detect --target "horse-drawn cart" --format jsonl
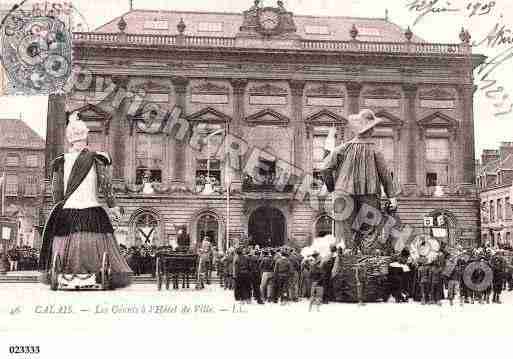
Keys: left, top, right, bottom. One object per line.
{"left": 155, "top": 250, "right": 198, "bottom": 291}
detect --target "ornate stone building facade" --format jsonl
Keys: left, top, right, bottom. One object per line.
{"left": 477, "top": 143, "right": 513, "bottom": 248}
{"left": 44, "top": 3, "right": 484, "bottom": 250}
{"left": 0, "top": 118, "right": 45, "bottom": 249}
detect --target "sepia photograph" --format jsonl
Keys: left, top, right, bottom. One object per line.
{"left": 0, "top": 0, "right": 512, "bottom": 357}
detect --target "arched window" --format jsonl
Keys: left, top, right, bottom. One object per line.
{"left": 134, "top": 212, "right": 160, "bottom": 247}
{"left": 197, "top": 213, "right": 219, "bottom": 248}
{"left": 315, "top": 215, "right": 333, "bottom": 237}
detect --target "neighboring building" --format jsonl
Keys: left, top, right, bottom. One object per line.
{"left": 0, "top": 118, "right": 46, "bottom": 249}
{"left": 44, "top": 2, "right": 484, "bottom": 250}
{"left": 477, "top": 142, "right": 513, "bottom": 248}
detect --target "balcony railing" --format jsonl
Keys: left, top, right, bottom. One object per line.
{"left": 72, "top": 32, "right": 471, "bottom": 56}
{"left": 242, "top": 183, "right": 294, "bottom": 193}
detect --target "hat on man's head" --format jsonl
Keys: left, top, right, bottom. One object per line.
{"left": 66, "top": 112, "right": 89, "bottom": 143}
{"left": 348, "top": 109, "right": 384, "bottom": 137}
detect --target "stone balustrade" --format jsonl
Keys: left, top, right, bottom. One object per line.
{"left": 72, "top": 32, "right": 471, "bottom": 56}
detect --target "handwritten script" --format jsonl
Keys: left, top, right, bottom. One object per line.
{"left": 406, "top": 0, "right": 496, "bottom": 26}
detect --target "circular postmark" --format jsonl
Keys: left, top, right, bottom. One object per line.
{"left": 0, "top": 4, "right": 72, "bottom": 95}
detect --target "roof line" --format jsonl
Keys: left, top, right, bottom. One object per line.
{"left": 93, "top": 10, "right": 132, "bottom": 32}
{"left": 112, "top": 8, "right": 391, "bottom": 21}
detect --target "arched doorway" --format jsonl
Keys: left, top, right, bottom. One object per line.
{"left": 248, "top": 207, "right": 286, "bottom": 247}
{"left": 196, "top": 213, "right": 219, "bottom": 249}
{"left": 315, "top": 215, "right": 333, "bottom": 238}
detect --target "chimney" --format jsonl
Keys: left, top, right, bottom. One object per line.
{"left": 499, "top": 141, "right": 513, "bottom": 162}
{"left": 481, "top": 149, "right": 499, "bottom": 166}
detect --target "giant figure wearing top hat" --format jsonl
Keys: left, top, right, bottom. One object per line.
{"left": 320, "top": 109, "right": 398, "bottom": 253}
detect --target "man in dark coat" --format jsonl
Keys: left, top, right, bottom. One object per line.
{"left": 320, "top": 109, "right": 398, "bottom": 253}
{"left": 248, "top": 249, "right": 264, "bottom": 304}
{"left": 233, "top": 247, "right": 251, "bottom": 303}
{"left": 273, "top": 249, "right": 292, "bottom": 304}
{"left": 321, "top": 244, "right": 337, "bottom": 304}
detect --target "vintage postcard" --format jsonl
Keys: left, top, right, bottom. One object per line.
{"left": 0, "top": 0, "right": 512, "bottom": 357}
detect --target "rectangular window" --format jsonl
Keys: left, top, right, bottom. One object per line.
{"left": 426, "top": 138, "right": 450, "bottom": 162}
{"left": 507, "top": 232, "right": 511, "bottom": 244}
{"left": 25, "top": 155, "right": 39, "bottom": 167}
{"left": 198, "top": 22, "right": 223, "bottom": 32}
{"left": 6, "top": 175, "right": 18, "bottom": 196}
{"left": 196, "top": 159, "right": 221, "bottom": 189}
{"left": 304, "top": 25, "right": 330, "bottom": 35}
{"left": 498, "top": 199, "right": 503, "bottom": 220}
{"left": 24, "top": 175, "right": 38, "bottom": 196}
{"left": 249, "top": 95, "right": 287, "bottom": 105}
{"left": 490, "top": 200, "right": 495, "bottom": 222}
{"left": 358, "top": 27, "right": 382, "bottom": 37}
{"left": 506, "top": 197, "right": 512, "bottom": 220}
{"left": 5, "top": 155, "right": 19, "bottom": 167}
{"left": 425, "top": 138, "right": 450, "bottom": 186}
{"left": 143, "top": 20, "right": 169, "bottom": 30}
{"left": 426, "top": 172, "right": 437, "bottom": 187}
{"left": 136, "top": 133, "right": 163, "bottom": 161}
{"left": 135, "top": 168, "right": 162, "bottom": 185}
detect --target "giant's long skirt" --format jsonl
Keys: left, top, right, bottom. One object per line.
{"left": 42, "top": 207, "right": 132, "bottom": 288}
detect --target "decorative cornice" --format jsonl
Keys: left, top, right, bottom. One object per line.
{"left": 363, "top": 87, "right": 402, "bottom": 99}
{"left": 191, "top": 81, "right": 229, "bottom": 95}
{"left": 249, "top": 83, "right": 288, "bottom": 96}
{"left": 419, "top": 88, "right": 455, "bottom": 100}
{"left": 306, "top": 83, "right": 344, "bottom": 97}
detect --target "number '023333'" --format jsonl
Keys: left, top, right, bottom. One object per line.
{"left": 8, "top": 345, "right": 40, "bottom": 354}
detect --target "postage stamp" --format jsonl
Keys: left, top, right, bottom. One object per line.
{"left": 1, "top": 0, "right": 513, "bottom": 358}
{"left": 0, "top": 1, "right": 75, "bottom": 95}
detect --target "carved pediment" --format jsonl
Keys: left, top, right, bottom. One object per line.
{"left": 306, "top": 84, "right": 344, "bottom": 97}
{"left": 191, "top": 82, "right": 229, "bottom": 94}
{"left": 305, "top": 109, "right": 347, "bottom": 125}
{"left": 245, "top": 108, "right": 290, "bottom": 126}
{"left": 374, "top": 110, "right": 404, "bottom": 127}
{"left": 249, "top": 83, "right": 288, "bottom": 96}
{"left": 418, "top": 112, "right": 458, "bottom": 128}
{"left": 363, "top": 87, "right": 402, "bottom": 99}
{"left": 186, "top": 107, "right": 231, "bottom": 124}
{"left": 73, "top": 104, "right": 112, "bottom": 134}
{"left": 419, "top": 88, "right": 455, "bottom": 100}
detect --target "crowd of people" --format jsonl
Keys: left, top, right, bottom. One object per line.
{"left": 192, "top": 242, "right": 513, "bottom": 309}
{"left": 121, "top": 245, "right": 159, "bottom": 277}
{"left": 0, "top": 246, "right": 40, "bottom": 272}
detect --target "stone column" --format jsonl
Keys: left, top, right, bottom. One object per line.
{"left": 228, "top": 78, "right": 248, "bottom": 192}
{"left": 170, "top": 76, "right": 189, "bottom": 187}
{"left": 111, "top": 76, "right": 129, "bottom": 180}
{"left": 403, "top": 84, "right": 418, "bottom": 189}
{"left": 458, "top": 84, "right": 476, "bottom": 185}
{"left": 345, "top": 82, "right": 362, "bottom": 141}
{"left": 290, "top": 80, "right": 306, "bottom": 169}
{"left": 46, "top": 94, "right": 67, "bottom": 178}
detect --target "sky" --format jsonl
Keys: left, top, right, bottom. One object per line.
{"left": 1, "top": 0, "right": 513, "bottom": 155}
